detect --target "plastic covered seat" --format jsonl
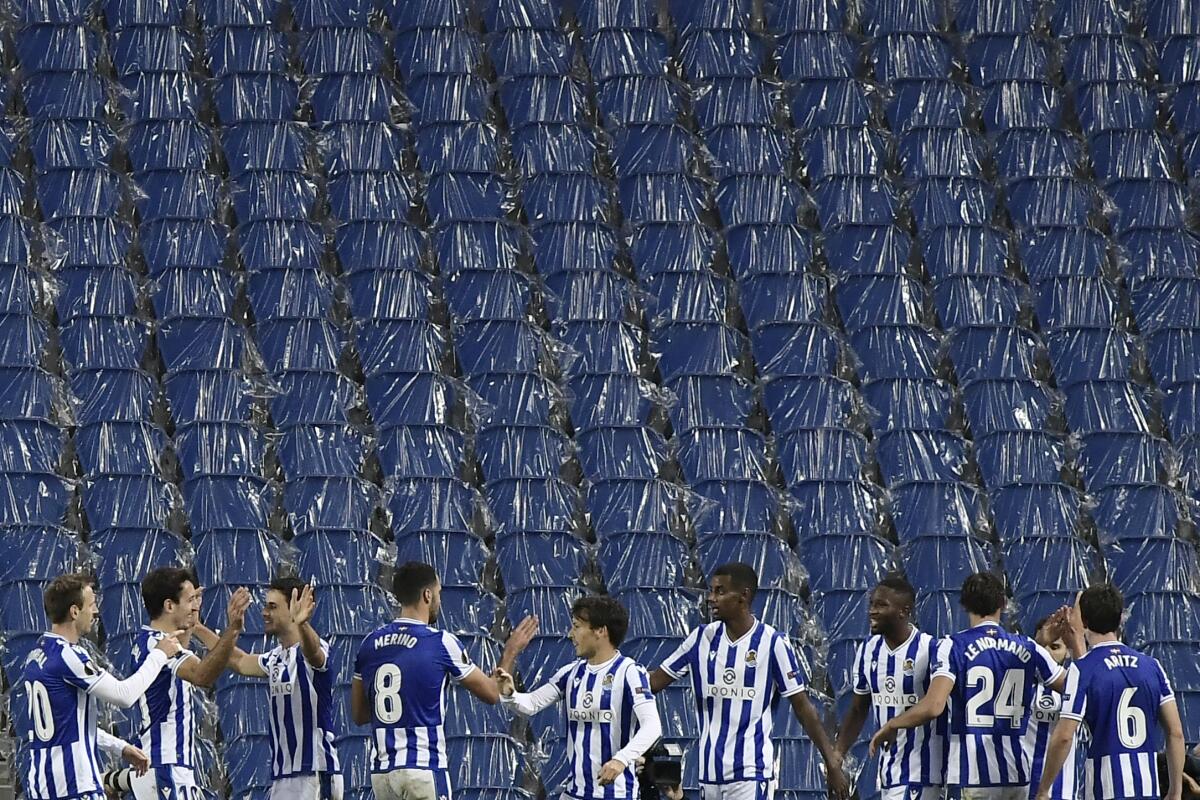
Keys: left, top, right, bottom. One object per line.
{"left": 800, "top": 532, "right": 894, "bottom": 593}
{"left": 59, "top": 315, "right": 144, "bottom": 370}
{"left": 849, "top": 325, "right": 942, "bottom": 381}
{"left": 193, "top": 529, "right": 276, "bottom": 585}
{"left": 1107, "top": 537, "right": 1200, "bottom": 595}
{"left": 588, "top": 478, "right": 689, "bottom": 537}
{"left": 82, "top": 474, "right": 173, "bottom": 529}
{"left": 934, "top": 274, "right": 1024, "bottom": 329}
{"left": 1093, "top": 483, "right": 1185, "bottom": 542}
{"left": 811, "top": 176, "right": 901, "bottom": 228}
{"left": 476, "top": 425, "right": 571, "bottom": 482}
{"left": 790, "top": 479, "right": 883, "bottom": 538}
{"left": 1146, "top": 328, "right": 1200, "bottom": 390}
{"left": 495, "top": 530, "right": 587, "bottom": 592}
{"left": 715, "top": 174, "right": 810, "bottom": 227}
{"left": 890, "top": 481, "right": 985, "bottom": 541}
{"left": 293, "top": 529, "right": 384, "bottom": 584}
{"left": 762, "top": 375, "right": 862, "bottom": 432}
{"left": 576, "top": 425, "right": 667, "bottom": 480}
{"left": 704, "top": 124, "right": 791, "bottom": 180}
{"left": 691, "top": 479, "right": 782, "bottom": 536}
{"left": 776, "top": 427, "right": 867, "bottom": 483}
{"left": 500, "top": 76, "right": 590, "bottom": 128}
{"left": 975, "top": 430, "right": 1067, "bottom": 486}
{"left": 284, "top": 475, "right": 380, "bottom": 533}
{"left": 183, "top": 474, "right": 272, "bottom": 531}
{"left": 526, "top": 172, "right": 613, "bottom": 225}
{"left": 356, "top": 319, "right": 447, "bottom": 375}
{"left": 1078, "top": 432, "right": 1172, "bottom": 489}
{"left": 1124, "top": 591, "right": 1200, "bottom": 646}
{"left": 961, "top": 378, "right": 1057, "bottom": 436}
{"left": 584, "top": 28, "right": 670, "bottom": 83}
{"left": 598, "top": 531, "right": 691, "bottom": 593}
{"left": 164, "top": 369, "right": 254, "bottom": 424}
{"left": 776, "top": 31, "right": 856, "bottom": 80}
{"left": 28, "top": 118, "right": 115, "bottom": 170}
{"left": 993, "top": 128, "right": 1083, "bottom": 181}
{"left": 876, "top": 429, "right": 969, "bottom": 485}
{"left": 676, "top": 427, "right": 768, "bottom": 483}
{"left": 693, "top": 76, "right": 781, "bottom": 129}
{"left": 75, "top": 421, "right": 165, "bottom": 476}
{"left": 697, "top": 533, "right": 804, "bottom": 593}
{"left": 948, "top": 325, "right": 1043, "bottom": 383}
{"left": 1004, "top": 534, "right": 1097, "bottom": 593}
{"left": 0, "top": 366, "right": 64, "bottom": 423}
{"left": 395, "top": 531, "right": 489, "bottom": 587}
{"left": 1164, "top": 382, "right": 1200, "bottom": 439}
{"left": 751, "top": 322, "right": 841, "bottom": 378}
{"left": 616, "top": 587, "right": 700, "bottom": 639}
{"left": 389, "top": 476, "right": 481, "bottom": 535}
{"left": 667, "top": 374, "right": 754, "bottom": 432}
{"left": 1063, "top": 380, "right": 1155, "bottom": 434}
{"left": 654, "top": 322, "right": 745, "bottom": 380}
{"left": 487, "top": 477, "right": 581, "bottom": 535}
{"left": 981, "top": 79, "right": 1065, "bottom": 131}
{"left": 789, "top": 78, "right": 872, "bottom": 128}
{"left": 989, "top": 482, "right": 1083, "bottom": 541}
{"left": 1130, "top": 278, "right": 1200, "bottom": 338}
{"left": 22, "top": 70, "right": 108, "bottom": 119}
{"left": 512, "top": 123, "right": 597, "bottom": 176}
{"left": 158, "top": 317, "right": 250, "bottom": 372}
{"left": 862, "top": 378, "right": 957, "bottom": 431}
{"left": 726, "top": 224, "right": 815, "bottom": 278}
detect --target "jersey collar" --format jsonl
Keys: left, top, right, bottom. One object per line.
{"left": 721, "top": 618, "right": 761, "bottom": 646}
{"left": 884, "top": 625, "right": 918, "bottom": 654}
{"left": 585, "top": 651, "right": 621, "bottom": 673}
{"left": 396, "top": 616, "right": 427, "bottom": 626}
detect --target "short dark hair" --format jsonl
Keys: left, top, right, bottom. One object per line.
{"left": 268, "top": 576, "right": 307, "bottom": 605}
{"left": 572, "top": 595, "right": 629, "bottom": 648}
{"left": 141, "top": 566, "right": 197, "bottom": 618}
{"left": 1032, "top": 614, "right": 1053, "bottom": 636}
{"left": 44, "top": 573, "right": 93, "bottom": 624}
{"left": 1079, "top": 583, "right": 1124, "bottom": 635}
{"left": 876, "top": 574, "right": 916, "bottom": 607}
{"left": 959, "top": 572, "right": 1006, "bottom": 617}
{"left": 393, "top": 561, "right": 439, "bottom": 606}
{"left": 713, "top": 562, "right": 759, "bottom": 600}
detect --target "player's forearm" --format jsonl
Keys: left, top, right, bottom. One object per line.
{"left": 191, "top": 627, "right": 241, "bottom": 686}
{"left": 1035, "top": 725, "right": 1075, "bottom": 797}
{"left": 794, "top": 694, "right": 841, "bottom": 765}
{"left": 91, "top": 649, "right": 169, "bottom": 708}
{"left": 887, "top": 692, "right": 944, "bottom": 731}
{"left": 613, "top": 703, "right": 662, "bottom": 766}
{"left": 834, "top": 698, "right": 869, "bottom": 756}
{"left": 1166, "top": 725, "right": 1186, "bottom": 800}
{"left": 297, "top": 622, "right": 326, "bottom": 669}
{"left": 500, "top": 683, "right": 561, "bottom": 716}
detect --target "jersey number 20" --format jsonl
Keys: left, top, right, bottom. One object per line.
{"left": 965, "top": 667, "right": 1025, "bottom": 727}
{"left": 375, "top": 664, "right": 404, "bottom": 724}
{"left": 26, "top": 681, "right": 54, "bottom": 741}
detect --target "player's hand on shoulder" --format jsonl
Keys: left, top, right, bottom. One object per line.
{"left": 227, "top": 586, "right": 252, "bottom": 630}
{"left": 492, "top": 667, "right": 516, "bottom": 697}
{"left": 597, "top": 759, "right": 626, "bottom": 785}
{"left": 154, "top": 630, "right": 187, "bottom": 658}
{"left": 121, "top": 744, "right": 150, "bottom": 775}
{"left": 291, "top": 584, "right": 316, "bottom": 626}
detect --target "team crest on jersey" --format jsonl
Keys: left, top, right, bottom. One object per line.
{"left": 902, "top": 658, "right": 915, "bottom": 675}
{"left": 722, "top": 668, "right": 737, "bottom": 685}
{"left": 745, "top": 649, "right": 757, "bottom": 664}
{"left": 603, "top": 673, "right": 614, "bottom": 688}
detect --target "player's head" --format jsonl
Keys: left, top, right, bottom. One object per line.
{"left": 44, "top": 573, "right": 97, "bottom": 636}
{"left": 1033, "top": 614, "right": 1068, "bottom": 665}
{"left": 709, "top": 562, "right": 758, "bottom": 622}
{"left": 1078, "top": 583, "right": 1124, "bottom": 636}
{"left": 569, "top": 595, "right": 628, "bottom": 659}
{"left": 142, "top": 566, "right": 201, "bottom": 628}
{"left": 869, "top": 574, "right": 916, "bottom": 636}
{"left": 393, "top": 561, "right": 441, "bottom": 623}
{"left": 264, "top": 575, "right": 307, "bottom": 635}
{"left": 959, "top": 571, "right": 1006, "bottom": 619}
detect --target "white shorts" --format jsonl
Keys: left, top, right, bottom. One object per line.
{"left": 881, "top": 786, "right": 947, "bottom": 800}
{"left": 700, "top": 780, "right": 775, "bottom": 800}
{"left": 959, "top": 788, "right": 1028, "bottom": 800}
{"left": 130, "top": 765, "right": 200, "bottom": 800}
{"left": 270, "top": 773, "right": 344, "bottom": 800}
{"left": 371, "top": 768, "right": 453, "bottom": 800}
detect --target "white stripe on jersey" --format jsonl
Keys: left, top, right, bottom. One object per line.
{"left": 553, "top": 653, "right": 653, "bottom": 800}
{"left": 661, "top": 620, "right": 806, "bottom": 783}
{"left": 260, "top": 641, "right": 340, "bottom": 780}
{"left": 133, "top": 627, "right": 196, "bottom": 768}
{"left": 1023, "top": 683, "right": 1078, "bottom": 800}
{"left": 852, "top": 628, "right": 944, "bottom": 788}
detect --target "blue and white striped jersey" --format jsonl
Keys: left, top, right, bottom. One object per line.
{"left": 548, "top": 654, "right": 656, "bottom": 799}
{"left": 21, "top": 634, "right": 107, "bottom": 799}
{"left": 130, "top": 626, "right": 198, "bottom": 768}
{"left": 1060, "top": 642, "right": 1174, "bottom": 800}
{"left": 661, "top": 619, "right": 807, "bottom": 784}
{"left": 933, "top": 622, "right": 1064, "bottom": 787}
{"left": 258, "top": 640, "right": 340, "bottom": 780}
{"left": 852, "top": 628, "right": 944, "bottom": 788}
{"left": 1023, "top": 682, "right": 1078, "bottom": 800}
{"left": 353, "top": 617, "right": 475, "bottom": 772}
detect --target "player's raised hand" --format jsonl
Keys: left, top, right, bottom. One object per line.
{"left": 597, "top": 759, "right": 626, "bottom": 786}
{"left": 154, "top": 630, "right": 187, "bottom": 658}
{"left": 291, "top": 584, "right": 316, "bottom": 627}
{"left": 492, "top": 667, "right": 516, "bottom": 697}
{"left": 825, "top": 760, "right": 851, "bottom": 799}
{"left": 503, "top": 615, "right": 539, "bottom": 658}
{"left": 226, "top": 587, "right": 252, "bottom": 631}
{"left": 121, "top": 744, "right": 150, "bottom": 775}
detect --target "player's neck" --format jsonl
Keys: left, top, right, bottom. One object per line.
{"left": 883, "top": 623, "right": 914, "bottom": 650}
{"left": 587, "top": 645, "right": 617, "bottom": 666}
{"left": 967, "top": 612, "right": 1002, "bottom": 628}
{"left": 398, "top": 605, "right": 429, "bottom": 624}
{"left": 276, "top": 625, "right": 300, "bottom": 648}
{"left": 50, "top": 623, "right": 79, "bottom": 643}
{"left": 723, "top": 613, "right": 756, "bottom": 641}
{"left": 149, "top": 617, "right": 176, "bottom": 634}
{"left": 1085, "top": 631, "right": 1120, "bottom": 648}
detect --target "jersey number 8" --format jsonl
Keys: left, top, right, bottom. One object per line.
{"left": 374, "top": 664, "right": 404, "bottom": 724}
{"left": 27, "top": 681, "right": 54, "bottom": 741}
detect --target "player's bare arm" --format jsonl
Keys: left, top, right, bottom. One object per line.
{"left": 1161, "top": 699, "right": 1186, "bottom": 800}
{"left": 648, "top": 667, "right": 676, "bottom": 693}
{"left": 350, "top": 677, "right": 370, "bottom": 726}
{"left": 870, "top": 674, "right": 952, "bottom": 756}
{"left": 176, "top": 586, "right": 251, "bottom": 687}
{"left": 834, "top": 691, "right": 871, "bottom": 759}
{"left": 1034, "top": 716, "right": 1080, "bottom": 800}
{"left": 190, "top": 621, "right": 265, "bottom": 677}
{"left": 291, "top": 585, "right": 326, "bottom": 670}
{"left": 790, "top": 691, "right": 850, "bottom": 799}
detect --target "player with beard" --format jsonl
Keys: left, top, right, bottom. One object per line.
{"left": 836, "top": 576, "right": 945, "bottom": 799}
{"left": 351, "top": 561, "right": 528, "bottom": 800}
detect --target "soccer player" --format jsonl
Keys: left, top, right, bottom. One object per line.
{"left": 191, "top": 577, "right": 341, "bottom": 800}
{"left": 494, "top": 596, "right": 664, "bottom": 798}
{"left": 1022, "top": 615, "right": 1076, "bottom": 800}
{"left": 1034, "top": 584, "right": 1185, "bottom": 800}
{"left": 21, "top": 573, "right": 183, "bottom": 800}
{"left": 129, "top": 567, "right": 251, "bottom": 800}
{"left": 352, "top": 561, "right": 524, "bottom": 800}
{"left": 835, "top": 576, "right": 944, "bottom": 800}
{"left": 649, "top": 562, "right": 851, "bottom": 800}
{"left": 869, "top": 572, "right": 1077, "bottom": 800}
